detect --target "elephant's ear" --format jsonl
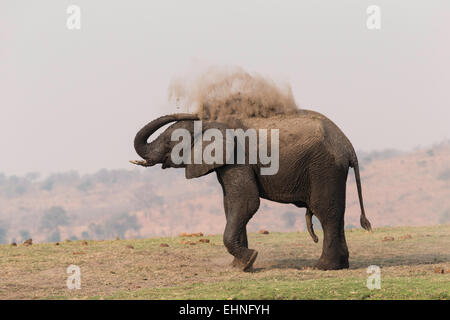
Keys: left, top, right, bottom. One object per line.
{"left": 185, "top": 122, "right": 234, "bottom": 179}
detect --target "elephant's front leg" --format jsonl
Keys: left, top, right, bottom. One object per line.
{"left": 223, "top": 195, "right": 259, "bottom": 271}
{"left": 217, "top": 166, "right": 260, "bottom": 272}
{"left": 230, "top": 229, "right": 249, "bottom": 268}
{"left": 223, "top": 191, "right": 249, "bottom": 268}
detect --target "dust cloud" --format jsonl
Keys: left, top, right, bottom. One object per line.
{"left": 168, "top": 66, "right": 299, "bottom": 120}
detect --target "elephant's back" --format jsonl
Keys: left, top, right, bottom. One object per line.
{"left": 240, "top": 109, "right": 356, "bottom": 166}
{"left": 240, "top": 110, "right": 328, "bottom": 150}
{"left": 233, "top": 110, "right": 356, "bottom": 202}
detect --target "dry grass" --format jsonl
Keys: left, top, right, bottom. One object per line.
{"left": 0, "top": 225, "right": 449, "bottom": 299}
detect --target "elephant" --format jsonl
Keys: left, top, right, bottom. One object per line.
{"left": 131, "top": 109, "right": 372, "bottom": 271}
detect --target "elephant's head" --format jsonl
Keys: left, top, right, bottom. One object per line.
{"left": 131, "top": 113, "right": 232, "bottom": 179}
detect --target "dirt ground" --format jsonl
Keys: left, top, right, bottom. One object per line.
{"left": 0, "top": 225, "right": 449, "bottom": 299}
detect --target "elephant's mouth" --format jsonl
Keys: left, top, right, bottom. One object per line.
{"left": 161, "top": 154, "right": 170, "bottom": 169}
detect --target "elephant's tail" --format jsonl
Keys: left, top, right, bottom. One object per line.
{"left": 350, "top": 157, "right": 372, "bottom": 231}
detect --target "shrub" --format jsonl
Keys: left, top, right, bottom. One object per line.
{"left": 0, "top": 224, "right": 8, "bottom": 244}
{"left": 439, "top": 210, "right": 450, "bottom": 224}
{"left": 438, "top": 169, "right": 450, "bottom": 181}
{"left": 19, "top": 230, "right": 31, "bottom": 242}
{"left": 46, "top": 230, "right": 60, "bottom": 242}
{"left": 282, "top": 211, "right": 297, "bottom": 228}
{"left": 40, "top": 207, "right": 69, "bottom": 232}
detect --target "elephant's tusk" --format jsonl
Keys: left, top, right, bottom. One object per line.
{"left": 129, "top": 160, "right": 150, "bottom": 167}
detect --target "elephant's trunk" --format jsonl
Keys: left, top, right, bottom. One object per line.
{"left": 134, "top": 113, "right": 199, "bottom": 159}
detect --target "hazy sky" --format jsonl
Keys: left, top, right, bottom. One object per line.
{"left": 1, "top": 1, "right": 449, "bottom": 176}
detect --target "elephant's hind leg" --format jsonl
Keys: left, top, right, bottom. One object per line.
{"left": 310, "top": 170, "right": 349, "bottom": 270}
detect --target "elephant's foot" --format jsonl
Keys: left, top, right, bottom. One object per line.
{"left": 230, "top": 249, "right": 258, "bottom": 272}
{"left": 314, "top": 255, "right": 349, "bottom": 270}
{"left": 230, "top": 257, "right": 240, "bottom": 268}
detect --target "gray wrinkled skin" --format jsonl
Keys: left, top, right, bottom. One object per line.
{"left": 132, "top": 110, "right": 372, "bottom": 271}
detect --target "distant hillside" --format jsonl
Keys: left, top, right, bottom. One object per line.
{"left": 1, "top": 141, "right": 449, "bottom": 243}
